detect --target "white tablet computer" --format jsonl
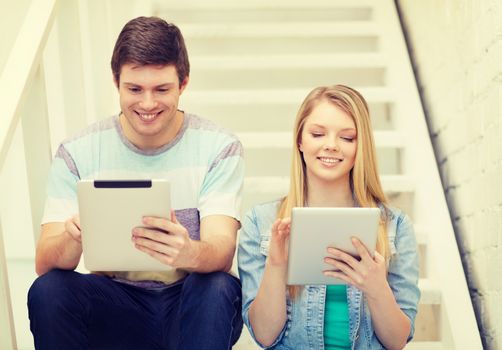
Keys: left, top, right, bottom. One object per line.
{"left": 287, "top": 207, "right": 380, "bottom": 285}
{"left": 77, "top": 179, "right": 172, "bottom": 271}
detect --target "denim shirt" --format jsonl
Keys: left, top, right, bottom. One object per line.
{"left": 237, "top": 200, "right": 420, "bottom": 350}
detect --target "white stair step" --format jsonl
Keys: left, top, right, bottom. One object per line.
{"left": 154, "top": 0, "right": 375, "bottom": 10}
{"left": 419, "top": 279, "right": 441, "bottom": 305}
{"left": 180, "top": 22, "right": 379, "bottom": 38}
{"left": 380, "top": 175, "right": 415, "bottom": 193}
{"left": 415, "top": 232, "right": 427, "bottom": 246}
{"left": 183, "top": 87, "right": 394, "bottom": 105}
{"left": 237, "top": 131, "right": 404, "bottom": 149}
{"left": 244, "top": 175, "right": 414, "bottom": 196}
{"left": 414, "top": 226, "right": 428, "bottom": 246}
{"left": 405, "top": 341, "right": 444, "bottom": 350}
{"left": 191, "top": 53, "right": 386, "bottom": 70}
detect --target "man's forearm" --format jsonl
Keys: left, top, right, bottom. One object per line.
{"left": 189, "top": 238, "right": 235, "bottom": 273}
{"left": 36, "top": 231, "right": 82, "bottom": 275}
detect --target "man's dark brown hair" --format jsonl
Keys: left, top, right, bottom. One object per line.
{"left": 111, "top": 16, "right": 190, "bottom": 86}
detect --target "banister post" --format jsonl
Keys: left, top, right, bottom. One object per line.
{"left": 0, "top": 218, "right": 17, "bottom": 350}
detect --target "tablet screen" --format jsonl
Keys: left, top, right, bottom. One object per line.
{"left": 287, "top": 207, "right": 380, "bottom": 285}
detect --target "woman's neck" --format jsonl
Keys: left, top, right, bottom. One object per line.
{"left": 306, "top": 176, "right": 354, "bottom": 207}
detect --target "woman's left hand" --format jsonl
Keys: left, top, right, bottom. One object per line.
{"left": 324, "top": 237, "right": 388, "bottom": 299}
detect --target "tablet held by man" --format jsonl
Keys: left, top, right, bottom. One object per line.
{"left": 77, "top": 179, "right": 172, "bottom": 271}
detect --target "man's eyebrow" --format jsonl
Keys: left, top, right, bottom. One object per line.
{"left": 155, "top": 83, "right": 176, "bottom": 88}
{"left": 122, "top": 82, "right": 176, "bottom": 88}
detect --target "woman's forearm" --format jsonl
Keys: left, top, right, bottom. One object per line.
{"left": 366, "top": 284, "right": 411, "bottom": 350}
{"left": 249, "top": 261, "right": 288, "bottom": 347}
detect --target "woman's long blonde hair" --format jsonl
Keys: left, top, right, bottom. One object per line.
{"left": 278, "top": 85, "right": 390, "bottom": 297}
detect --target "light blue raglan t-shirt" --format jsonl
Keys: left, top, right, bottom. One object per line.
{"left": 42, "top": 112, "right": 244, "bottom": 284}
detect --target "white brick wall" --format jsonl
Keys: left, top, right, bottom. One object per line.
{"left": 398, "top": 0, "right": 502, "bottom": 348}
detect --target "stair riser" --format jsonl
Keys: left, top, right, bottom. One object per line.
{"left": 189, "top": 68, "right": 385, "bottom": 90}
{"left": 414, "top": 304, "right": 441, "bottom": 342}
{"left": 184, "top": 37, "right": 378, "bottom": 56}
{"left": 243, "top": 148, "right": 402, "bottom": 177}
{"left": 179, "top": 103, "right": 394, "bottom": 132}
{"left": 158, "top": 8, "right": 372, "bottom": 23}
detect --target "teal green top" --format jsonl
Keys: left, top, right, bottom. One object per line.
{"left": 324, "top": 285, "right": 351, "bottom": 349}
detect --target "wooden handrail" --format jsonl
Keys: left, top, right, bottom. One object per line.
{"left": 0, "top": 0, "right": 58, "bottom": 172}
{"left": 0, "top": 0, "right": 59, "bottom": 348}
{"left": 0, "top": 220, "right": 16, "bottom": 350}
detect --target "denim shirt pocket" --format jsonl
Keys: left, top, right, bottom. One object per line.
{"left": 387, "top": 222, "right": 398, "bottom": 256}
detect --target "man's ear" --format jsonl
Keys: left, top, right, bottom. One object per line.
{"left": 113, "top": 74, "right": 119, "bottom": 89}
{"left": 179, "top": 76, "right": 189, "bottom": 94}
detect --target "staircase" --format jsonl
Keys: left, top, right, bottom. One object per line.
{"left": 0, "top": 0, "right": 482, "bottom": 349}
{"left": 154, "top": 0, "right": 482, "bottom": 349}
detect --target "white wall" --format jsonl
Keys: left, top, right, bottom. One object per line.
{"left": 398, "top": 1, "right": 502, "bottom": 349}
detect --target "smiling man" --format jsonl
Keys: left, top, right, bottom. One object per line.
{"left": 27, "top": 17, "right": 244, "bottom": 350}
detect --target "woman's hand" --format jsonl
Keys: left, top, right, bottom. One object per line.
{"left": 266, "top": 217, "right": 291, "bottom": 267}
{"left": 249, "top": 217, "right": 291, "bottom": 346}
{"left": 323, "top": 237, "right": 389, "bottom": 300}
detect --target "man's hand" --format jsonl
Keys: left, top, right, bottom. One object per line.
{"left": 36, "top": 215, "right": 83, "bottom": 275}
{"left": 132, "top": 210, "right": 199, "bottom": 269}
{"left": 65, "top": 215, "right": 82, "bottom": 243}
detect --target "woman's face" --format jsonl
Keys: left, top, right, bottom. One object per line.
{"left": 299, "top": 100, "right": 357, "bottom": 187}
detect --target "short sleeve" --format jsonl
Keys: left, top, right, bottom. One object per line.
{"left": 41, "top": 144, "right": 80, "bottom": 224}
{"left": 198, "top": 139, "right": 244, "bottom": 220}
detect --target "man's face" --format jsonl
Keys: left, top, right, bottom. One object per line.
{"left": 117, "top": 63, "right": 188, "bottom": 150}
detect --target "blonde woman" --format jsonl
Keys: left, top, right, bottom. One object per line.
{"left": 238, "top": 85, "right": 420, "bottom": 350}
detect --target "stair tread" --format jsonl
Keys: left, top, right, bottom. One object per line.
{"left": 183, "top": 87, "right": 394, "bottom": 105}
{"left": 180, "top": 21, "right": 379, "bottom": 38}
{"left": 191, "top": 53, "right": 387, "bottom": 70}
{"left": 236, "top": 130, "right": 404, "bottom": 149}
{"left": 405, "top": 341, "right": 444, "bottom": 350}
{"left": 155, "top": 0, "right": 375, "bottom": 10}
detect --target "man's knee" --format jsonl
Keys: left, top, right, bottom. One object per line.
{"left": 184, "top": 272, "right": 241, "bottom": 301}
{"left": 28, "top": 269, "right": 82, "bottom": 312}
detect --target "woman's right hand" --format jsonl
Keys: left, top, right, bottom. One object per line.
{"left": 266, "top": 217, "right": 291, "bottom": 267}
{"left": 249, "top": 217, "right": 292, "bottom": 346}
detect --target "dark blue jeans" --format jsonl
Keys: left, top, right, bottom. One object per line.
{"left": 28, "top": 269, "right": 243, "bottom": 350}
